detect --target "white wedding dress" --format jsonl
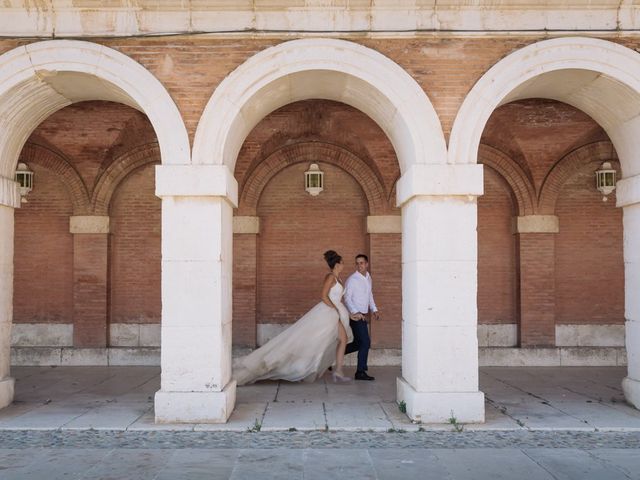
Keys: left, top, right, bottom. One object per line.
{"left": 233, "top": 280, "right": 353, "bottom": 386}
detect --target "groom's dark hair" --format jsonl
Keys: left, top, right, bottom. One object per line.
{"left": 355, "top": 254, "right": 369, "bottom": 263}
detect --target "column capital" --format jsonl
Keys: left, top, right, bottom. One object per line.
{"left": 155, "top": 164, "right": 238, "bottom": 207}
{"left": 396, "top": 164, "right": 484, "bottom": 207}
{"left": 69, "top": 215, "right": 110, "bottom": 234}
{"left": 0, "top": 176, "right": 20, "bottom": 208}
{"left": 617, "top": 174, "right": 640, "bottom": 208}
{"left": 513, "top": 215, "right": 559, "bottom": 234}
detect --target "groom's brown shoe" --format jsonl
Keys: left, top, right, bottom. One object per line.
{"left": 355, "top": 371, "right": 375, "bottom": 381}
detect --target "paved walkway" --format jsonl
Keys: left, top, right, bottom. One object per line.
{"left": 1, "top": 367, "right": 640, "bottom": 479}
{"left": 1, "top": 366, "right": 639, "bottom": 432}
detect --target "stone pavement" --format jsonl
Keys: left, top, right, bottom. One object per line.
{"left": 1, "top": 366, "right": 640, "bottom": 432}
{"left": 1, "top": 366, "right": 640, "bottom": 479}
{"left": 0, "top": 432, "right": 639, "bottom": 479}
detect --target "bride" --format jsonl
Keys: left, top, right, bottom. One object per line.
{"left": 233, "top": 250, "right": 353, "bottom": 385}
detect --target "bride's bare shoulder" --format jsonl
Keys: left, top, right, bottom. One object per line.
{"left": 323, "top": 272, "right": 336, "bottom": 283}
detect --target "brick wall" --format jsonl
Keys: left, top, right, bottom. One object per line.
{"left": 13, "top": 101, "right": 161, "bottom": 348}
{"left": 233, "top": 233, "right": 257, "bottom": 346}
{"left": 233, "top": 100, "right": 401, "bottom": 347}
{"left": 256, "top": 162, "right": 368, "bottom": 325}
{"left": 109, "top": 163, "right": 161, "bottom": 325}
{"left": 555, "top": 166, "right": 624, "bottom": 325}
{"left": 6, "top": 38, "right": 627, "bottom": 350}
{"left": 477, "top": 167, "right": 517, "bottom": 326}
{"left": 13, "top": 165, "right": 74, "bottom": 324}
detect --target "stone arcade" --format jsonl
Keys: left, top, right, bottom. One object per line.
{"left": 0, "top": 2, "right": 638, "bottom": 424}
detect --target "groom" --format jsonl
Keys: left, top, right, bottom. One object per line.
{"left": 343, "top": 254, "right": 379, "bottom": 381}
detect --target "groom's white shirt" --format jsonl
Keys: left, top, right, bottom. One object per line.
{"left": 344, "top": 271, "right": 378, "bottom": 315}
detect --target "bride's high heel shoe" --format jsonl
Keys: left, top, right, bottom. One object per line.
{"left": 332, "top": 372, "right": 352, "bottom": 383}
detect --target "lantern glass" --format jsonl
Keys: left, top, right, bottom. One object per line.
{"left": 304, "top": 163, "right": 324, "bottom": 196}
{"left": 15, "top": 162, "right": 34, "bottom": 200}
{"left": 595, "top": 161, "right": 616, "bottom": 200}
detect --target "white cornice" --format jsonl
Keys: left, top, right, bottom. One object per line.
{"left": 0, "top": 1, "right": 639, "bottom": 38}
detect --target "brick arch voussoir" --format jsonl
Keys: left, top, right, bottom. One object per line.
{"left": 19, "top": 143, "right": 91, "bottom": 214}
{"left": 538, "top": 141, "right": 618, "bottom": 214}
{"left": 478, "top": 144, "right": 536, "bottom": 216}
{"left": 92, "top": 143, "right": 161, "bottom": 215}
{"left": 239, "top": 143, "right": 388, "bottom": 216}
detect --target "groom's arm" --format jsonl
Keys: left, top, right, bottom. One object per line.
{"left": 368, "top": 276, "right": 379, "bottom": 320}
{"left": 343, "top": 276, "right": 359, "bottom": 316}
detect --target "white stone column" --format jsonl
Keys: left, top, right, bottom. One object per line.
{"left": 618, "top": 174, "right": 640, "bottom": 409}
{"left": 0, "top": 176, "right": 20, "bottom": 409}
{"left": 154, "top": 165, "right": 238, "bottom": 423}
{"left": 395, "top": 164, "right": 485, "bottom": 423}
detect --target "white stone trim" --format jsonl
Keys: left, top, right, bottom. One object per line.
{"left": 480, "top": 347, "right": 627, "bottom": 367}
{"left": 256, "top": 324, "right": 287, "bottom": 346}
{"left": 1, "top": 3, "right": 638, "bottom": 37}
{"left": 477, "top": 324, "right": 517, "bottom": 347}
{"left": 155, "top": 165, "right": 238, "bottom": 206}
{"left": 367, "top": 215, "right": 401, "bottom": 234}
{"left": 396, "top": 164, "right": 484, "bottom": 206}
{"left": 397, "top": 377, "right": 485, "bottom": 423}
{"left": 192, "top": 38, "right": 447, "bottom": 176}
{"left": 9, "top": 346, "right": 628, "bottom": 367}
{"left": 617, "top": 174, "right": 640, "bottom": 208}
{"left": 110, "top": 323, "right": 160, "bottom": 347}
{"left": 0, "top": 176, "right": 20, "bottom": 208}
{"left": 0, "top": 377, "right": 14, "bottom": 409}
{"left": 11, "top": 323, "right": 73, "bottom": 347}
{"left": 264, "top": 323, "right": 521, "bottom": 349}
{"left": 556, "top": 324, "right": 625, "bottom": 347}
{"left": 449, "top": 37, "right": 640, "bottom": 180}
{"left": 0, "top": 40, "right": 189, "bottom": 181}
{"left": 233, "top": 216, "right": 260, "bottom": 234}
{"left": 10, "top": 347, "right": 160, "bottom": 366}
{"left": 623, "top": 377, "right": 640, "bottom": 410}
{"left": 513, "top": 215, "right": 560, "bottom": 234}
{"left": 69, "top": 215, "right": 110, "bottom": 234}
{"left": 155, "top": 382, "right": 236, "bottom": 424}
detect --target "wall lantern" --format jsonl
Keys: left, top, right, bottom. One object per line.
{"left": 15, "top": 162, "right": 34, "bottom": 203}
{"left": 304, "top": 163, "right": 324, "bottom": 196}
{"left": 595, "top": 161, "right": 616, "bottom": 202}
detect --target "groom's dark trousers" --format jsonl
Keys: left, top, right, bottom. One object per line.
{"left": 345, "top": 316, "right": 370, "bottom": 372}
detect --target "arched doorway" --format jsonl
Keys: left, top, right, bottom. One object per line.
{"left": 157, "top": 38, "right": 484, "bottom": 423}
{"left": 450, "top": 36, "right": 640, "bottom": 410}
{"left": 0, "top": 40, "right": 188, "bottom": 409}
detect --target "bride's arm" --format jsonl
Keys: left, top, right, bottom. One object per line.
{"left": 321, "top": 274, "right": 338, "bottom": 310}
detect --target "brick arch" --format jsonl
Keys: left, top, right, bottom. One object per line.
{"left": 538, "top": 141, "right": 618, "bottom": 214}
{"left": 92, "top": 143, "right": 160, "bottom": 215}
{"left": 239, "top": 142, "right": 388, "bottom": 215}
{"left": 19, "top": 143, "right": 91, "bottom": 214}
{"left": 478, "top": 144, "right": 536, "bottom": 216}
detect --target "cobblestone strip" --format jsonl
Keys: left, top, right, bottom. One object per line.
{"left": 0, "top": 430, "right": 638, "bottom": 450}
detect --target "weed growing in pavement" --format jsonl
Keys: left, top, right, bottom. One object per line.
{"left": 448, "top": 411, "right": 464, "bottom": 432}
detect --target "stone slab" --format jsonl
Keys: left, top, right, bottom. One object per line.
{"left": 523, "top": 448, "right": 630, "bottom": 480}
{"left": 435, "top": 448, "right": 557, "bottom": 479}
{"left": 324, "top": 402, "right": 392, "bottom": 431}
{"left": 194, "top": 402, "right": 267, "bottom": 432}
{"left": 61, "top": 403, "right": 151, "bottom": 430}
{"left": 261, "top": 401, "right": 326, "bottom": 431}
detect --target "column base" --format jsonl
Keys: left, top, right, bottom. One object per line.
{"left": 0, "top": 377, "right": 15, "bottom": 409}
{"left": 623, "top": 377, "right": 640, "bottom": 410}
{"left": 397, "top": 376, "right": 485, "bottom": 423}
{"left": 154, "top": 380, "right": 236, "bottom": 424}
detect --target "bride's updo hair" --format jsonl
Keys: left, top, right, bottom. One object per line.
{"left": 323, "top": 250, "right": 342, "bottom": 270}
